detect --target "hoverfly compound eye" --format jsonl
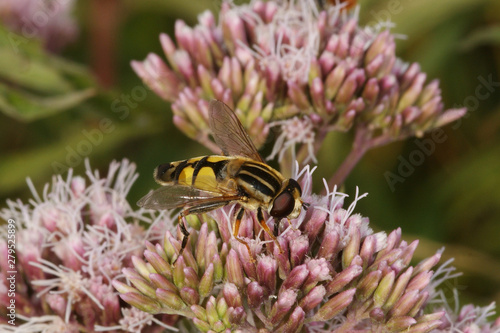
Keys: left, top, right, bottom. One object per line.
{"left": 270, "top": 192, "right": 295, "bottom": 218}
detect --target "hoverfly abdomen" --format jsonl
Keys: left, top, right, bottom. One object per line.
{"left": 155, "top": 156, "right": 232, "bottom": 192}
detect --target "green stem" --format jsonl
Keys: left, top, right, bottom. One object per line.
{"left": 279, "top": 146, "right": 295, "bottom": 178}
{"left": 325, "top": 127, "right": 371, "bottom": 191}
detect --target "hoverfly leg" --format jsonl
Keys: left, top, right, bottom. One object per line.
{"left": 273, "top": 218, "right": 280, "bottom": 236}
{"left": 173, "top": 213, "right": 190, "bottom": 265}
{"left": 232, "top": 207, "right": 255, "bottom": 263}
{"left": 287, "top": 218, "right": 298, "bottom": 231}
{"left": 257, "top": 208, "right": 284, "bottom": 254}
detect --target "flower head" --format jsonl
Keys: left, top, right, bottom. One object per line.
{"left": 0, "top": 2, "right": 491, "bottom": 332}
{"left": 113, "top": 164, "right": 498, "bottom": 332}
{"left": 1, "top": 159, "right": 498, "bottom": 332}
{"left": 0, "top": 0, "right": 78, "bottom": 51}
{"left": 0, "top": 159, "right": 177, "bottom": 331}
{"left": 132, "top": 0, "right": 465, "bottom": 184}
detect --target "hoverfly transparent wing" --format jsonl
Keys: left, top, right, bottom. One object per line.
{"left": 137, "top": 184, "right": 224, "bottom": 210}
{"left": 209, "top": 100, "right": 264, "bottom": 163}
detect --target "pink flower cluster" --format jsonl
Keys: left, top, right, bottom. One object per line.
{"left": 132, "top": 0, "right": 465, "bottom": 183}
{"left": 0, "top": 160, "right": 177, "bottom": 332}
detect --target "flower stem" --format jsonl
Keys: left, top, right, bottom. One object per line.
{"left": 326, "top": 127, "right": 370, "bottom": 191}
{"left": 279, "top": 146, "right": 296, "bottom": 178}
{"left": 89, "top": 0, "right": 121, "bottom": 87}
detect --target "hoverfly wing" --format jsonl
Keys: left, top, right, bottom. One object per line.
{"left": 137, "top": 184, "right": 223, "bottom": 210}
{"left": 209, "top": 100, "right": 264, "bottom": 163}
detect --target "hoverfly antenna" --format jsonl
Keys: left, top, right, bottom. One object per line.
{"left": 302, "top": 202, "right": 311, "bottom": 211}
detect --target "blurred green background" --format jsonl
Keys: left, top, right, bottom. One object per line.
{"left": 1, "top": 0, "right": 499, "bottom": 310}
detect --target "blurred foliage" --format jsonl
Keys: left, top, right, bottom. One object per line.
{"left": 0, "top": 0, "right": 499, "bottom": 310}
{"left": 0, "top": 26, "right": 95, "bottom": 120}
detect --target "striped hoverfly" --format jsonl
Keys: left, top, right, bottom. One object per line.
{"left": 138, "top": 100, "right": 309, "bottom": 260}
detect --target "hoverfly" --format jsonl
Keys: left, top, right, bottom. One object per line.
{"left": 138, "top": 100, "right": 308, "bottom": 261}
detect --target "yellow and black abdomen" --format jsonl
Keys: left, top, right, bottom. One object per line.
{"left": 154, "top": 155, "right": 231, "bottom": 192}
{"left": 235, "top": 161, "right": 284, "bottom": 204}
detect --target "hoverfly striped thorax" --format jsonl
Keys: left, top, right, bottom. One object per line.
{"left": 138, "top": 100, "right": 308, "bottom": 260}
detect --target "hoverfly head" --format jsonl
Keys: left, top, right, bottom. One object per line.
{"left": 269, "top": 178, "right": 303, "bottom": 219}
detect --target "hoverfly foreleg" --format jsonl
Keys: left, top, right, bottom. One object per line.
{"left": 232, "top": 207, "right": 255, "bottom": 263}
{"left": 286, "top": 218, "right": 298, "bottom": 231}
{"left": 274, "top": 218, "right": 280, "bottom": 236}
{"left": 273, "top": 218, "right": 297, "bottom": 235}
{"left": 257, "top": 208, "right": 284, "bottom": 254}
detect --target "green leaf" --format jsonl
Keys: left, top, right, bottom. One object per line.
{"left": 460, "top": 25, "right": 500, "bottom": 51}
{"left": 0, "top": 25, "right": 96, "bottom": 121}
{"left": 0, "top": 88, "right": 96, "bottom": 121}
{"left": 0, "top": 83, "right": 95, "bottom": 121}
{"left": 0, "top": 121, "right": 161, "bottom": 196}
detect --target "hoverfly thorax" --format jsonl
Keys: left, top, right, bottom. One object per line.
{"left": 269, "top": 178, "right": 303, "bottom": 219}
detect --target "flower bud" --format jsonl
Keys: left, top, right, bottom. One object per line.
{"left": 317, "top": 228, "right": 340, "bottom": 261}
{"left": 386, "top": 316, "right": 417, "bottom": 331}
{"left": 270, "top": 289, "right": 297, "bottom": 325}
{"left": 123, "top": 268, "right": 155, "bottom": 299}
{"left": 299, "top": 285, "right": 326, "bottom": 312}
{"left": 144, "top": 250, "right": 171, "bottom": 278}
{"left": 173, "top": 256, "right": 186, "bottom": 288}
{"left": 183, "top": 266, "right": 200, "bottom": 290}
{"left": 247, "top": 281, "right": 265, "bottom": 308}
{"left": 257, "top": 256, "right": 278, "bottom": 293}
{"left": 226, "top": 249, "right": 245, "bottom": 290}
{"left": 223, "top": 283, "right": 243, "bottom": 309}
{"left": 156, "top": 288, "right": 186, "bottom": 311}
{"left": 384, "top": 266, "right": 413, "bottom": 310}
{"left": 191, "top": 304, "right": 208, "bottom": 321}
{"left": 180, "top": 287, "right": 200, "bottom": 306}
{"left": 342, "top": 227, "right": 361, "bottom": 269}
{"left": 281, "top": 265, "right": 309, "bottom": 292}
{"left": 119, "top": 292, "right": 162, "bottom": 314}
{"left": 326, "top": 264, "right": 362, "bottom": 296}
{"left": 276, "top": 306, "right": 305, "bottom": 333}
{"left": 389, "top": 289, "right": 420, "bottom": 318}
{"left": 373, "top": 270, "right": 395, "bottom": 307}
{"left": 290, "top": 235, "right": 309, "bottom": 268}
{"left": 199, "top": 263, "right": 215, "bottom": 298}
{"left": 313, "top": 288, "right": 356, "bottom": 321}
{"left": 357, "top": 270, "right": 382, "bottom": 301}
{"left": 206, "top": 296, "right": 220, "bottom": 327}
{"left": 149, "top": 273, "right": 177, "bottom": 293}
